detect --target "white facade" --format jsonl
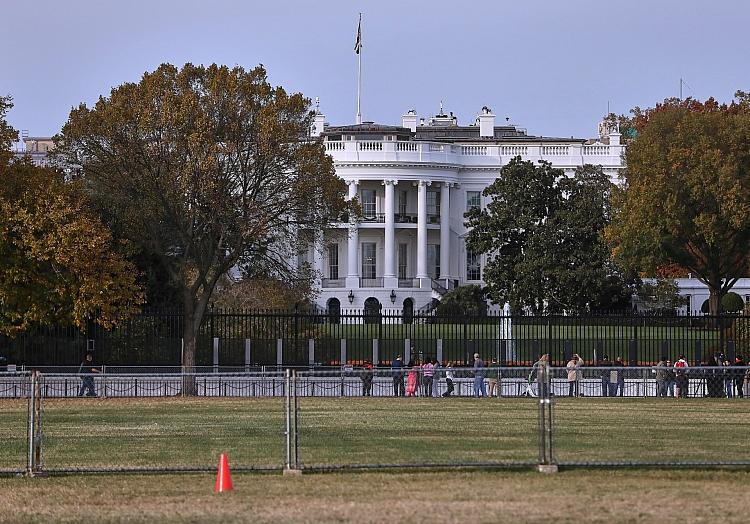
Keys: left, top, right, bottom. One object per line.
{"left": 307, "top": 106, "right": 626, "bottom": 312}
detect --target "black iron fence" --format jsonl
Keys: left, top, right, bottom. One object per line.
{"left": 2, "top": 308, "right": 750, "bottom": 368}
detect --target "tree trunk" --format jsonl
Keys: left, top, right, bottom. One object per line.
{"left": 708, "top": 288, "right": 721, "bottom": 317}
{"left": 181, "top": 303, "right": 200, "bottom": 396}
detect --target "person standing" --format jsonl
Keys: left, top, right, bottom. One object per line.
{"left": 723, "top": 359, "right": 734, "bottom": 398}
{"left": 487, "top": 358, "right": 500, "bottom": 398}
{"left": 422, "top": 360, "right": 434, "bottom": 397}
{"left": 442, "top": 362, "right": 455, "bottom": 397}
{"left": 473, "top": 353, "right": 487, "bottom": 398}
{"left": 360, "top": 360, "right": 373, "bottom": 396}
{"left": 566, "top": 354, "right": 582, "bottom": 397}
{"left": 733, "top": 355, "right": 745, "bottom": 398}
{"left": 612, "top": 356, "right": 626, "bottom": 397}
{"left": 78, "top": 353, "right": 100, "bottom": 397}
{"left": 665, "top": 360, "right": 676, "bottom": 397}
{"left": 406, "top": 360, "right": 419, "bottom": 397}
{"left": 654, "top": 357, "right": 668, "bottom": 397}
{"left": 674, "top": 355, "right": 689, "bottom": 398}
{"left": 392, "top": 355, "right": 405, "bottom": 397}
{"left": 431, "top": 359, "right": 441, "bottom": 397}
{"left": 599, "top": 355, "right": 612, "bottom": 397}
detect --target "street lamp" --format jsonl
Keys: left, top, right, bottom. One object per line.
{"left": 348, "top": 290, "right": 354, "bottom": 304}
{"left": 390, "top": 290, "right": 397, "bottom": 304}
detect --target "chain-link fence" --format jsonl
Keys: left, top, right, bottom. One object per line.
{"left": 0, "top": 372, "right": 31, "bottom": 475}
{"left": 3, "top": 367, "right": 749, "bottom": 476}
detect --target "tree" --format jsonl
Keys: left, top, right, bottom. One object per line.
{"left": 54, "top": 63, "right": 350, "bottom": 392}
{"left": 606, "top": 93, "right": 750, "bottom": 316}
{"left": 637, "top": 279, "right": 687, "bottom": 314}
{"left": 465, "top": 159, "right": 625, "bottom": 314}
{"left": 0, "top": 99, "right": 142, "bottom": 336}
{"left": 435, "top": 285, "right": 487, "bottom": 317}
{"left": 0, "top": 96, "right": 17, "bottom": 166}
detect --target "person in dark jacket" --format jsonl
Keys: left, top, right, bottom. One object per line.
{"left": 599, "top": 355, "right": 612, "bottom": 397}
{"left": 391, "top": 355, "right": 405, "bottom": 397}
{"left": 734, "top": 356, "right": 746, "bottom": 398}
{"left": 78, "top": 353, "right": 100, "bottom": 397}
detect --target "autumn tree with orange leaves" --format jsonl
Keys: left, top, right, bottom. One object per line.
{"left": 54, "top": 64, "right": 351, "bottom": 393}
{"left": 0, "top": 96, "right": 143, "bottom": 336}
{"left": 606, "top": 92, "right": 750, "bottom": 316}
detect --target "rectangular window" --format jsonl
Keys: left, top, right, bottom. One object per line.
{"left": 398, "top": 243, "right": 408, "bottom": 279}
{"left": 466, "top": 249, "right": 481, "bottom": 281}
{"left": 427, "top": 245, "right": 441, "bottom": 279}
{"left": 466, "top": 191, "right": 481, "bottom": 212}
{"left": 399, "top": 190, "right": 408, "bottom": 215}
{"left": 327, "top": 244, "right": 339, "bottom": 280}
{"left": 361, "top": 189, "right": 376, "bottom": 217}
{"left": 362, "top": 242, "right": 377, "bottom": 279}
{"left": 427, "top": 191, "right": 440, "bottom": 216}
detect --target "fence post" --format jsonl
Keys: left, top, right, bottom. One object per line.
{"left": 277, "top": 339, "right": 283, "bottom": 368}
{"left": 282, "top": 369, "right": 301, "bottom": 476}
{"left": 26, "top": 371, "right": 43, "bottom": 477}
{"left": 244, "top": 339, "right": 252, "bottom": 372}
{"left": 102, "top": 365, "right": 107, "bottom": 398}
{"left": 308, "top": 339, "right": 315, "bottom": 367}
{"left": 340, "top": 339, "right": 347, "bottom": 366}
{"left": 436, "top": 339, "right": 443, "bottom": 365}
{"left": 537, "top": 363, "right": 557, "bottom": 473}
{"left": 563, "top": 341, "right": 572, "bottom": 363}
{"left": 694, "top": 340, "right": 702, "bottom": 368}
{"left": 213, "top": 337, "right": 220, "bottom": 373}
{"left": 372, "top": 338, "right": 379, "bottom": 367}
{"left": 628, "top": 340, "right": 638, "bottom": 366}
{"left": 404, "top": 339, "right": 411, "bottom": 364}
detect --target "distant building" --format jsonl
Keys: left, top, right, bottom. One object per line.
{"left": 306, "top": 104, "right": 625, "bottom": 314}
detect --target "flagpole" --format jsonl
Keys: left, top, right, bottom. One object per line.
{"left": 356, "top": 13, "right": 362, "bottom": 124}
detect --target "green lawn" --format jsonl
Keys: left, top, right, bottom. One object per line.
{"left": 2, "top": 397, "right": 749, "bottom": 473}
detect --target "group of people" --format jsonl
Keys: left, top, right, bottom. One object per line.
{"left": 381, "top": 353, "right": 496, "bottom": 398}
{"left": 656, "top": 353, "right": 748, "bottom": 399}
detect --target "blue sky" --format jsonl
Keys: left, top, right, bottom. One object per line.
{"left": 3, "top": 0, "right": 749, "bottom": 139}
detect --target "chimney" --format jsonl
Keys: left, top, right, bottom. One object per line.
{"left": 402, "top": 109, "right": 418, "bottom": 132}
{"left": 477, "top": 106, "right": 495, "bottom": 138}
{"left": 311, "top": 98, "right": 326, "bottom": 138}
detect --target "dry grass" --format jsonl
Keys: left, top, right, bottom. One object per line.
{"left": 2, "top": 469, "right": 750, "bottom": 523}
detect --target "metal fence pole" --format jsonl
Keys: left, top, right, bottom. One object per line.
{"left": 284, "top": 368, "right": 291, "bottom": 470}
{"left": 26, "top": 371, "right": 43, "bottom": 477}
{"left": 537, "top": 363, "right": 557, "bottom": 473}
{"left": 283, "top": 369, "right": 302, "bottom": 475}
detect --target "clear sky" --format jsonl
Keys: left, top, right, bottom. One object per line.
{"left": 3, "top": 0, "right": 749, "bottom": 140}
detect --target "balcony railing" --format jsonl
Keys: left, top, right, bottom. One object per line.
{"left": 360, "top": 277, "right": 384, "bottom": 288}
{"left": 321, "top": 278, "right": 345, "bottom": 288}
{"left": 323, "top": 139, "right": 625, "bottom": 168}
{"left": 361, "top": 213, "right": 385, "bottom": 223}
{"left": 398, "top": 278, "right": 420, "bottom": 288}
{"left": 395, "top": 213, "right": 417, "bottom": 223}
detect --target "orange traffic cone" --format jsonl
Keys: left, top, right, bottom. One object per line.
{"left": 215, "top": 453, "right": 234, "bottom": 492}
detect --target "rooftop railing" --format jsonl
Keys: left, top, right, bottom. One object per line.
{"left": 324, "top": 139, "right": 624, "bottom": 167}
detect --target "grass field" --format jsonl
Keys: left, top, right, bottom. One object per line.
{"left": 2, "top": 397, "right": 749, "bottom": 471}
{"left": 2, "top": 397, "right": 750, "bottom": 522}
{"left": 3, "top": 470, "right": 750, "bottom": 523}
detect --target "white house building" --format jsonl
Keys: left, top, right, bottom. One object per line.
{"left": 306, "top": 105, "right": 626, "bottom": 314}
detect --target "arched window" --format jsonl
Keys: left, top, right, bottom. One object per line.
{"left": 364, "top": 297, "right": 381, "bottom": 324}
{"left": 402, "top": 298, "right": 414, "bottom": 325}
{"left": 327, "top": 298, "right": 341, "bottom": 324}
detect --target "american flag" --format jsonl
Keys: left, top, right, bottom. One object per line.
{"left": 354, "top": 15, "right": 362, "bottom": 54}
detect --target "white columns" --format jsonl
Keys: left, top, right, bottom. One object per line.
{"left": 383, "top": 179, "right": 397, "bottom": 287}
{"left": 313, "top": 232, "right": 324, "bottom": 281}
{"left": 416, "top": 180, "right": 430, "bottom": 280}
{"left": 346, "top": 180, "right": 360, "bottom": 288}
{"left": 440, "top": 182, "right": 451, "bottom": 280}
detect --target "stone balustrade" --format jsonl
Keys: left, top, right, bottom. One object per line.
{"left": 324, "top": 139, "right": 623, "bottom": 168}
